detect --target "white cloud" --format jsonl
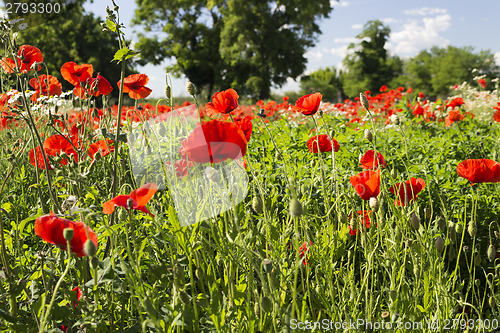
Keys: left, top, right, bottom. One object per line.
{"left": 331, "top": 0, "right": 349, "bottom": 7}
{"left": 333, "top": 37, "right": 357, "bottom": 44}
{"left": 381, "top": 17, "right": 399, "bottom": 24}
{"left": 390, "top": 14, "right": 451, "bottom": 55}
{"left": 495, "top": 52, "right": 500, "bottom": 66}
{"left": 403, "top": 7, "right": 447, "bottom": 16}
{"left": 329, "top": 45, "right": 349, "bottom": 57}
{"left": 351, "top": 23, "right": 363, "bottom": 29}
{"left": 305, "top": 50, "right": 323, "bottom": 61}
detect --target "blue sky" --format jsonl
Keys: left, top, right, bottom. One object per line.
{"left": 79, "top": 1, "right": 500, "bottom": 97}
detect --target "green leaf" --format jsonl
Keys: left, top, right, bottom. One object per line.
{"left": 112, "top": 47, "right": 139, "bottom": 63}
{"left": 106, "top": 18, "right": 117, "bottom": 32}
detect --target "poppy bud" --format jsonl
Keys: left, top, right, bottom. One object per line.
{"left": 261, "top": 296, "right": 272, "bottom": 313}
{"left": 390, "top": 168, "right": 397, "bottom": 179}
{"left": 435, "top": 236, "right": 445, "bottom": 252}
{"left": 262, "top": 259, "right": 273, "bottom": 273}
{"left": 126, "top": 198, "right": 134, "bottom": 210}
{"left": 495, "top": 231, "right": 500, "bottom": 240}
{"left": 252, "top": 196, "right": 263, "bottom": 214}
{"left": 455, "top": 223, "right": 463, "bottom": 235}
{"left": 474, "top": 253, "right": 482, "bottom": 266}
{"left": 369, "top": 197, "right": 379, "bottom": 212}
{"left": 289, "top": 198, "right": 302, "bottom": 217}
{"left": 63, "top": 228, "right": 74, "bottom": 242}
{"left": 487, "top": 244, "right": 496, "bottom": 262}
{"left": 411, "top": 213, "right": 420, "bottom": 230}
{"left": 364, "top": 129, "right": 373, "bottom": 143}
{"left": 360, "top": 93, "right": 369, "bottom": 110}
{"left": 390, "top": 114, "right": 400, "bottom": 125}
{"left": 467, "top": 221, "right": 477, "bottom": 238}
{"left": 330, "top": 129, "right": 335, "bottom": 139}
{"left": 165, "top": 85, "right": 171, "bottom": 99}
{"left": 489, "top": 296, "right": 496, "bottom": 309}
{"left": 90, "top": 256, "right": 99, "bottom": 270}
{"left": 448, "top": 222, "right": 456, "bottom": 242}
{"left": 339, "top": 212, "right": 347, "bottom": 224}
{"left": 84, "top": 239, "right": 97, "bottom": 257}
{"left": 186, "top": 81, "right": 196, "bottom": 96}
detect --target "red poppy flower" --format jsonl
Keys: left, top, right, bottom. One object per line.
{"left": 360, "top": 150, "right": 387, "bottom": 169}
{"left": 205, "top": 89, "right": 239, "bottom": 116}
{"left": 118, "top": 74, "right": 152, "bottom": 99}
{"left": 61, "top": 62, "right": 94, "bottom": 86}
{"left": 350, "top": 169, "right": 380, "bottom": 200}
{"left": 29, "top": 146, "right": 53, "bottom": 170}
{"left": 413, "top": 103, "right": 425, "bottom": 116}
{"left": 445, "top": 110, "right": 465, "bottom": 127}
{"left": 388, "top": 178, "right": 426, "bottom": 206}
{"left": 43, "top": 134, "right": 78, "bottom": 164}
{"left": 29, "top": 75, "right": 62, "bottom": 102}
{"left": 307, "top": 134, "right": 339, "bottom": 153}
{"left": 87, "top": 139, "right": 114, "bottom": 161}
{"left": 34, "top": 214, "right": 98, "bottom": 257}
{"left": 291, "top": 93, "right": 322, "bottom": 115}
{"left": 493, "top": 103, "right": 500, "bottom": 123}
{"left": 174, "top": 159, "right": 193, "bottom": 178}
{"left": 348, "top": 210, "right": 372, "bottom": 236}
{"left": 446, "top": 97, "right": 465, "bottom": 109}
{"left": 418, "top": 92, "right": 425, "bottom": 98}
{"left": 233, "top": 116, "right": 253, "bottom": 142}
{"left": 1, "top": 45, "right": 43, "bottom": 73}
{"left": 74, "top": 74, "right": 113, "bottom": 98}
{"left": 379, "top": 85, "right": 388, "bottom": 92}
{"left": 72, "top": 286, "right": 82, "bottom": 308}
{"left": 180, "top": 119, "right": 248, "bottom": 164}
{"left": 298, "top": 241, "right": 312, "bottom": 265}
{"left": 478, "top": 78, "right": 487, "bottom": 88}
{"left": 457, "top": 159, "right": 500, "bottom": 184}
{"left": 103, "top": 183, "right": 158, "bottom": 216}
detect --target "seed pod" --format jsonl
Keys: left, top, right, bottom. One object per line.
{"left": 364, "top": 129, "right": 373, "bottom": 143}
{"left": 435, "top": 237, "right": 445, "bottom": 252}
{"left": 289, "top": 198, "right": 302, "bottom": 217}
{"left": 84, "top": 239, "right": 97, "bottom": 257}
{"left": 487, "top": 244, "right": 496, "bottom": 262}
{"left": 369, "top": 197, "right": 379, "bottom": 212}
{"left": 261, "top": 296, "right": 272, "bottom": 313}
{"left": 467, "top": 221, "right": 477, "bottom": 238}
{"left": 360, "top": 93, "right": 369, "bottom": 110}
{"left": 252, "top": 196, "right": 263, "bottom": 214}
{"left": 61, "top": 228, "right": 74, "bottom": 243}
{"left": 411, "top": 213, "right": 420, "bottom": 230}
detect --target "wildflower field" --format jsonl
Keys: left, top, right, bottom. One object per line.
{"left": 2, "top": 13, "right": 500, "bottom": 333}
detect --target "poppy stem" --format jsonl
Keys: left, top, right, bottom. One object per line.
{"left": 39, "top": 245, "right": 72, "bottom": 333}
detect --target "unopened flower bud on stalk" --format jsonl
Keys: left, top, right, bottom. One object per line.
{"left": 435, "top": 236, "right": 445, "bottom": 252}
{"left": 84, "top": 239, "right": 97, "bottom": 257}
{"left": 126, "top": 198, "right": 134, "bottom": 210}
{"left": 360, "top": 93, "right": 369, "bottom": 110}
{"left": 364, "top": 129, "right": 373, "bottom": 142}
{"left": 289, "top": 198, "right": 302, "bottom": 217}
{"left": 467, "top": 221, "right": 477, "bottom": 238}
{"left": 487, "top": 244, "right": 496, "bottom": 262}
{"left": 252, "top": 196, "right": 263, "bottom": 214}
{"left": 186, "top": 81, "right": 196, "bottom": 96}
{"left": 411, "top": 213, "right": 420, "bottom": 230}
{"left": 165, "top": 85, "right": 171, "bottom": 99}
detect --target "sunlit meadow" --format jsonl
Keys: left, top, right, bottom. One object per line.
{"left": 1, "top": 6, "right": 500, "bottom": 333}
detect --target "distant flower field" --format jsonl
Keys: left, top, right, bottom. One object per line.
{"left": 1, "top": 36, "right": 500, "bottom": 333}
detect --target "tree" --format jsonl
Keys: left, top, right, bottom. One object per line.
{"left": 341, "top": 20, "right": 402, "bottom": 97}
{"left": 401, "top": 46, "right": 498, "bottom": 98}
{"left": 300, "top": 67, "right": 342, "bottom": 102}
{"left": 133, "top": 0, "right": 334, "bottom": 100}
{"left": 2, "top": 0, "right": 133, "bottom": 100}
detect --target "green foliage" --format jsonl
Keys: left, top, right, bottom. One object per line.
{"left": 133, "top": 0, "right": 334, "bottom": 100}
{"left": 299, "top": 66, "right": 342, "bottom": 102}
{"left": 402, "top": 46, "right": 499, "bottom": 98}
{"left": 341, "top": 20, "right": 403, "bottom": 97}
